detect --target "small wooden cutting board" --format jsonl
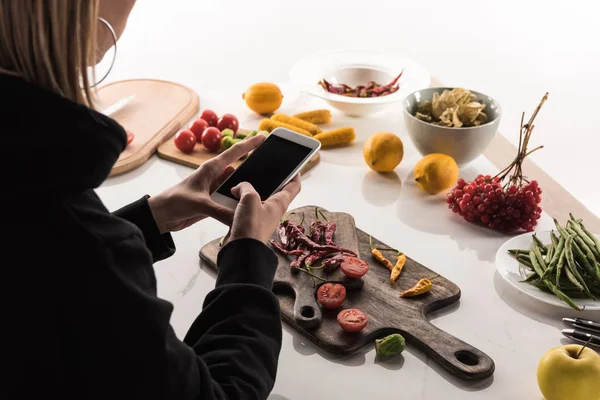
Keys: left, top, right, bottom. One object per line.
{"left": 157, "top": 129, "right": 320, "bottom": 173}
{"left": 199, "top": 206, "right": 495, "bottom": 381}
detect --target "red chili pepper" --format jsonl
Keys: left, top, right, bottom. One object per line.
{"left": 291, "top": 251, "right": 311, "bottom": 269}
{"left": 270, "top": 240, "right": 305, "bottom": 256}
{"left": 324, "top": 221, "right": 336, "bottom": 245}
{"left": 287, "top": 223, "right": 356, "bottom": 255}
{"left": 305, "top": 250, "right": 337, "bottom": 267}
{"left": 322, "top": 254, "right": 345, "bottom": 271}
{"left": 310, "top": 220, "right": 325, "bottom": 244}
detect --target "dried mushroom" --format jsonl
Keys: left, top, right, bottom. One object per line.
{"left": 414, "top": 88, "right": 489, "bottom": 128}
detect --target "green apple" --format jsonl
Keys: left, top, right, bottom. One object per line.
{"left": 537, "top": 344, "right": 600, "bottom": 400}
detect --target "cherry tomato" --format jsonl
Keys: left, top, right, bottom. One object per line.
{"left": 200, "top": 110, "right": 219, "bottom": 127}
{"left": 340, "top": 256, "right": 369, "bottom": 279}
{"left": 126, "top": 130, "right": 135, "bottom": 146}
{"left": 337, "top": 308, "right": 368, "bottom": 332}
{"left": 174, "top": 130, "right": 196, "bottom": 154}
{"left": 216, "top": 113, "right": 239, "bottom": 134}
{"left": 317, "top": 283, "right": 346, "bottom": 310}
{"left": 189, "top": 119, "right": 209, "bottom": 143}
{"left": 202, "top": 127, "right": 222, "bottom": 152}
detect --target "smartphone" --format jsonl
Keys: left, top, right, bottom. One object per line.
{"left": 211, "top": 128, "right": 321, "bottom": 209}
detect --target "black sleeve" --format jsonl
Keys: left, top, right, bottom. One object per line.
{"left": 86, "top": 236, "right": 281, "bottom": 400}
{"left": 112, "top": 195, "right": 175, "bottom": 262}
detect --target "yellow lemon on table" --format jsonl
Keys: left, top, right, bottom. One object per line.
{"left": 414, "top": 153, "right": 459, "bottom": 194}
{"left": 363, "top": 132, "right": 404, "bottom": 172}
{"left": 242, "top": 82, "right": 283, "bottom": 115}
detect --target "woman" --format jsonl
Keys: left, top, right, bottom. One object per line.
{"left": 0, "top": 1, "right": 300, "bottom": 399}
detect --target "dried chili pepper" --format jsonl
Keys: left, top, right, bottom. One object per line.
{"left": 270, "top": 240, "right": 306, "bottom": 256}
{"left": 322, "top": 254, "right": 345, "bottom": 272}
{"left": 310, "top": 220, "right": 325, "bottom": 244}
{"left": 291, "top": 251, "right": 311, "bottom": 269}
{"left": 370, "top": 235, "right": 394, "bottom": 271}
{"left": 306, "top": 250, "right": 339, "bottom": 268}
{"left": 287, "top": 223, "right": 356, "bottom": 256}
{"left": 399, "top": 275, "right": 439, "bottom": 298}
{"left": 318, "top": 71, "right": 403, "bottom": 98}
{"left": 324, "top": 222, "right": 336, "bottom": 245}
{"left": 390, "top": 253, "right": 407, "bottom": 285}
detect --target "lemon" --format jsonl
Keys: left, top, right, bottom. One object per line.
{"left": 414, "top": 154, "right": 459, "bottom": 194}
{"left": 242, "top": 83, "right": 283, "bottom": 115}
{"left": 363, "top": 132, "right": 404, "bottom": 172}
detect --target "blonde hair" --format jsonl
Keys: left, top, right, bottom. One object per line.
{"left": 0, "top": 0, "right": 100, "bottom": 106}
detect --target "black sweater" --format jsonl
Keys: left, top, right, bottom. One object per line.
{"left": 0, "top": 74, "right": 282, "bottom": 400}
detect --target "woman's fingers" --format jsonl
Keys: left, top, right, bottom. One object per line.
{"left": 206, "top": 201, "right": 235, "bottom": 226}
{"left": 231, "top": 182, "right": 261, "bottom": 205}
{"left": 210, "top": 165, "right": 235, "bottom": 193}
{"left": 266, "top": 174, "right": 302, "bottom": 214}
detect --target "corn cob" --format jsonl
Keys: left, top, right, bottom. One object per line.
{"left": 271, "top": 114, "right": 322, "bottom": 135}
{"left": 293, "top": 109, "right": 332, "bottom": 125}
{"left": 257, "top": 119, "right": 312, "bottom": 137}
{"left": 313, "top": 127, "right": 355, "bottom": 147}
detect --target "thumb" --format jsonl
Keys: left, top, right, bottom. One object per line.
{"left": 231, "top": 182, "right": 261, "bottom": 205}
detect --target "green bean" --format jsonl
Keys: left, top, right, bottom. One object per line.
{"left": 565, "top": 236, "right": 595, "bottom": 299}
{"left": 528, "top": 248, "right": 584, "bottom": 310}
{"left": 521, "top": 273, "right": 539, "bottom": 283}
{"left": 569, "top": 214, "right": 597, "bottom": 246}
{"left": 555, "top": 251, "right": 567, "bottom": 287}
{"left": 508, "top": 249, "right": 531, "bottom": 257}
{"left": 579, "top": 222, "right": 600, "bottom": 258}
{"left": 554, "top": 218, "right": 570, "bottom": 237}
{"left": 529, "top": 250, "right": 546, "bottom": 277}
{"left": 572, "top": 241, "right": 599, "bottom": 282}
{"left": 550, "top": 231, "right": 559, "bottom": 247}
{"left": 541, "top": 240, "right": 565, "bottom": 280}
{"left": 532, "top": 234, "right": 548, "bottom": 255}
{"left": 568, "top": 225, "right": 600, "bottom": 264}
{"left": 517, "top": 255, "right": 534, "bottom": 270}
{"left": 546, "top": 243, "right": 555, "bottom": 266}
{"left": 533, "top": 240, "right": 548, "bottom": 270}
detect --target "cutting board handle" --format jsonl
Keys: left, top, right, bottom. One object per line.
{"left": 402, "top": 319, "right": 495, "bottom": 381}
{"left": 292, "top": 281, "right": 323, "bottom": 329}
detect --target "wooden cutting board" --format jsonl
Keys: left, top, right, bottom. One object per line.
{"left": 156, "top": 129, "right": 320, "bottom": 174}
{"left": 199, "top": 206, "right": 495, "bottom": 381}
{"left": 97, "top": 79, "right": 199, "bottom": 176}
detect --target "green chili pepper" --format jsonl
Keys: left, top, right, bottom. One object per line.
{"left": 533, "top": 234, "right": 548, "bottom": 255}
{"left": 565, "top": 236, "right": 594, "bottom": 299}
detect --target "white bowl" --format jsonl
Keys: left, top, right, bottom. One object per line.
{"left": 403, "top": 87, "right": 501, "bottom": 166}
{"left": 290, "top": 50, "right": 430, "bottom": 117}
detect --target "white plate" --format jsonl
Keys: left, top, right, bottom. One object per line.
{"left": 289, "top": 50, "right": 430, "bottom": 117}
{"left": 496, "top": 231, "right": 600, "bottom": 310}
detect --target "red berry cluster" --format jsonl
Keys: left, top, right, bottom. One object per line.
{"left": 446, "top": 174, "right": 542, "bottom": 232}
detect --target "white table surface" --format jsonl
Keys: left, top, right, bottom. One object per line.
{"left": 96, "top": 1, "right": 600, "bottom": 399}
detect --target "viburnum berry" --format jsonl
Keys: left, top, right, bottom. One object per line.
{"left": 446, "top": 93, "right": 548, "bottom": 233}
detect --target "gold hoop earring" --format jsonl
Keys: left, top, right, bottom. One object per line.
{"left": 93, "top": 17, "right": 117, "bottom": 87}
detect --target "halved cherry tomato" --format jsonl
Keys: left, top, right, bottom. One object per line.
{"left": 340, "top": 256, "right": 369, "bottom": 278}
{"left": 217, "top": 113, "right": 239, "bottom": 134}
{"left": 337, "top": 308, "right": 368, "bottom": 332}
{"left": 200, "top": 110, "right": 219, "bottom": 127}
{"left": 317, "top": 283, "right": 346, "bottom": 310}
{"left": 174, "top": 130, "right": 196, "bottom": 153}
{"left": 126, "top": 130, "right": 134, "bottom": 146}
{"left": 189, "top": 119, "right": 209, "bottom": 143}
{"left": 202, "top": 127, "right": 222, "bottom": 153}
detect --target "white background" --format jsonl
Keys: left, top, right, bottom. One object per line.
{"left": 96, "top": 1, "right": 600, "bottom": 399}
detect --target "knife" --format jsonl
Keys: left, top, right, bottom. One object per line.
{"left": 101, "top": 95, "right": 135, "bottom": 117}
{"left": 562, "top": 329, "right": 600, "bottom": 348}
{"left": 563, "top": 317, "right": 600, "bottom": 334}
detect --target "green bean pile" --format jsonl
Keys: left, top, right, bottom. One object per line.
{"left": 509, "top": 214, "right": 600, "bottom": 311}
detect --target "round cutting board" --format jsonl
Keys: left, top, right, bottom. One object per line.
{"left": 97, "top": 79, "right": 200, "bottom": 176}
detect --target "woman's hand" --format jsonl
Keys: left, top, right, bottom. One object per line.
{"left": 227, "top": 174, "right": 301, "bottom": 244}
{"left": 148, "top": 135, "right": 266, "bottom": 233}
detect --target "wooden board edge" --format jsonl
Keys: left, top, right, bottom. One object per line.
{"left": 108, "top": 84, "right": 200, "bottom": 177}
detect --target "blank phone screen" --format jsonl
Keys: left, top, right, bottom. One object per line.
{"left": 216, "top": 135, "right": 312, "bottom": 201}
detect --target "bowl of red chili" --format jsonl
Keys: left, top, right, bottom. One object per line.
{"left": 290, "top": 50, "right": 430, "bottom": 117}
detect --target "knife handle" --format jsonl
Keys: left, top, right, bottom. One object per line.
{"left": 574, "top": 318, "right": 600, "bottom": 332}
